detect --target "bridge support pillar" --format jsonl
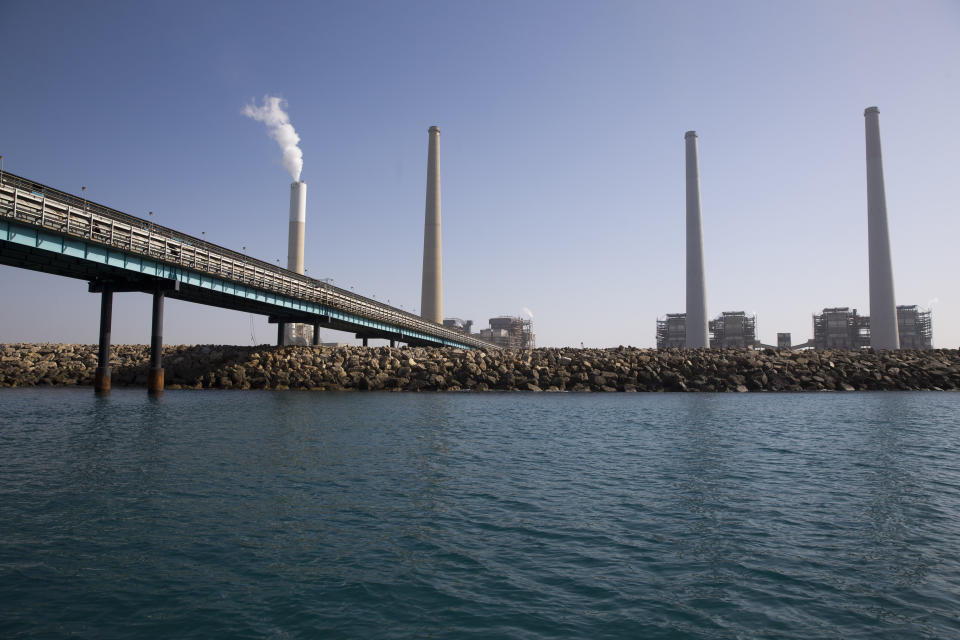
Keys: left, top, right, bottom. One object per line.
{"left": 277, "top": 322, "right": 286, "bottom": 347}
{"left": 94, "top": 284, "right": 113, "bottom": 394}
{"left": 148, "top": 290, "right": 165, "bottom": 395}
{"left": 312, "top": 322, "right": 321, "bottom": 346}
{"left": 390, "top": 339, "right": 396, "bottom": 348}
{"left": 362, "top": 337, "right": 369, "bottom": 347}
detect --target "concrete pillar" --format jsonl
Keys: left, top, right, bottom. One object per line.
{"left": 94, "top": 284, "right": 113, "bottom": 393}
{"left": 420, "top": 126, "right": 443, "bottom": 324}
{"left": 684, "top": 131, "right": 709, "bottom": 348}
{"left": 277, "top": 322, "right": 286, "bottom": 346}
{"left": 362, "top": 337, "right": 369, "bottom": 347}
{"left": 390, "top": 339, "right": 396, "bottom": 348}
{"left": 312, "top": 322, "right": 321, "bottom": 346}
{"left": 864, "top": 107, "right": 899, "bottom": 350}
{"left": 148, "top": 290, "right": 165, "bottom": 394}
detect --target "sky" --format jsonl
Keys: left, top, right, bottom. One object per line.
{"left": 1, "top": 0, "right": 958, "bottom": 348}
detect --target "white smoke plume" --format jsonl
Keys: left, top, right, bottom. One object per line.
{"left": 522, "top": 307, "right": 534, "bottom": 319}
{"left": 243, "top": 95, "right": 303, "bottom": 181}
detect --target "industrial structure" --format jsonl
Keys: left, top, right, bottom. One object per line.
{"left": 657, "top": 311, "right": 758, "bottom": 349}
{"left": 708, "top": 311, "right": 758, "bottom": 349}
{"left": 656, "top": 313, "right": 688, "bottom": 349}
{"left": 0, "top": 171, "right": 498, "bottom": 393}
{"left": 420, "top": 126, "right": 443, "bottom": 324}
{"left": 896, "top": 305, "right": 933, "bottom": 349}
{"left": 443, "top": 318, "right": 474, "bottom": 335}
{"left": 478, "top": 316, "right": 535, "bottom": 349}
{"left": 283, "top": 180, "right": 311, "bottom": 345}
{"left": 807, "top": 305, "right": 932, "bottom": 351}
{"left": 660, "top": 304, "right": 935, "bottom": 352}
{"left": 443, "top": 316, "right": 535, "bottom": 349}
{"left": 812, "top": 307, "right": 871, "bottom": 350}
{"left": 864, "top": 107, "right": 899, "bottom": 349}
{"left": 684, "top": 131, "right": 709, "bottom": 348}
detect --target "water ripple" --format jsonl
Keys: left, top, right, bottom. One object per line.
{"left": 2, "top": 389, "right": 960, "bottom": 638}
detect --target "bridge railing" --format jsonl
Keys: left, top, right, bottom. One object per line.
{"left": 0, "top": 171, "right": 496, "bottom": 349}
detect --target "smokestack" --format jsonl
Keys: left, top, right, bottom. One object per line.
{"left": 864, "top": 107, "right": 899, "bottom": 350}
{"left": 288, "top": 181, "right": 306, "bottom": 274}
{"left": 420, "top": 126, "right": 442, "bottom": 324}
{"left": 684, "top": 131, "right": 709, "bottom": 348}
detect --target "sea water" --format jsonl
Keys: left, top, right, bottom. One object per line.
{"left": 1, "top": 389, "right": 959, "bottom": 638}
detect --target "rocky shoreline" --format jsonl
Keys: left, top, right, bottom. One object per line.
{"left": 1, "top": 343, "right": 958, "bottom": 392}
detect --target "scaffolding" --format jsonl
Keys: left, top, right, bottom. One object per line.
{"left": 813, "top": 307, "right": 870, "bottom": 350}
{"left": 708, "top": 311, "right": 758, "bottom": 348}
{"left": 656, "top": 313, "right": 687, "bottom": 349}
{"left": 479, "top": 316, "right": 535, "bottom": 349}
{"left": 897, "top": 305, "right": 933, "bottom": 349}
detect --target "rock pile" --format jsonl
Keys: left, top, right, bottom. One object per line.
{"left": 1, "top": 344, "right": 958, "bottom": 392}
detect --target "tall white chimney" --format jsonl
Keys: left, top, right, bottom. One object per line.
{"left": 864, "top": 107, "right": 898, "bottom": 350}
{"left": 288, "top": 181, "right": 306, "bottom": 274}
{"left": 282, "top": 181, "right": 309, "bottom": 346}
{"left": 420, "top": 126, "right": 442, "bottom": 324}
{"left": 685, "top": 131, "right": 709, "bottom": 348}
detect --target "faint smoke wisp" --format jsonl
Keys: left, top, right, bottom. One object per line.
{"left": 243, "top": 95, "right": 303, "bottom": 181}
{"left": 522, "top": 307, "right": 534, "bottom": 319}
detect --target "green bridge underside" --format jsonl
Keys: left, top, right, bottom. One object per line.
{"left": 0, "top": 219, "right": 476, "bottom": 348}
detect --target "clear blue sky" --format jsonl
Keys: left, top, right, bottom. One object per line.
{"left": 2, "top": 0, "right": 958, "bottom": 348}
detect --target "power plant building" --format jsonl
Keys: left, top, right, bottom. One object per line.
{"left": 656, "top": 311, "right": 758, "bottom": 349}
{"left": 478, "top": 316, "right": 535, "bottom": 350}
{"left": 443, "top": 318, "right": 474, "bottom": 335}
{"left": 656, "top": 313, "right": 688, "bottom": 349}
{"left": 709, "top": 311, "right": 758, "bottom": 349}
{"left": 810, "top": 305, "right": 932, "bottom": 350}
{"left": 812, "top": 307, "right": 871, "bottom": 350}
{"left": 896, "top": 305, "right": 933, "bottom": 349}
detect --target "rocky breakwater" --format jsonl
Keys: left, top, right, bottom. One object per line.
{"left": 1, "top": 343, "right": 959, "bottom": 392}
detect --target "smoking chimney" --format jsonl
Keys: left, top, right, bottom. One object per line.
{"left": 864, "top": 107, "right": 899, "bottom": 350}
{"left": 288, "top": 181, "right": 306, "bottom": 274}
{"left": 420, "top": 126, "right": 442, "bottom": 324}
{"left": 684, "top": 131, "right": 709, "bottom": 348}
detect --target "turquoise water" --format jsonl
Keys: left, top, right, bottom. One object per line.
{"left": 1, "top": 389, "right": 959, "bottom": 638}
